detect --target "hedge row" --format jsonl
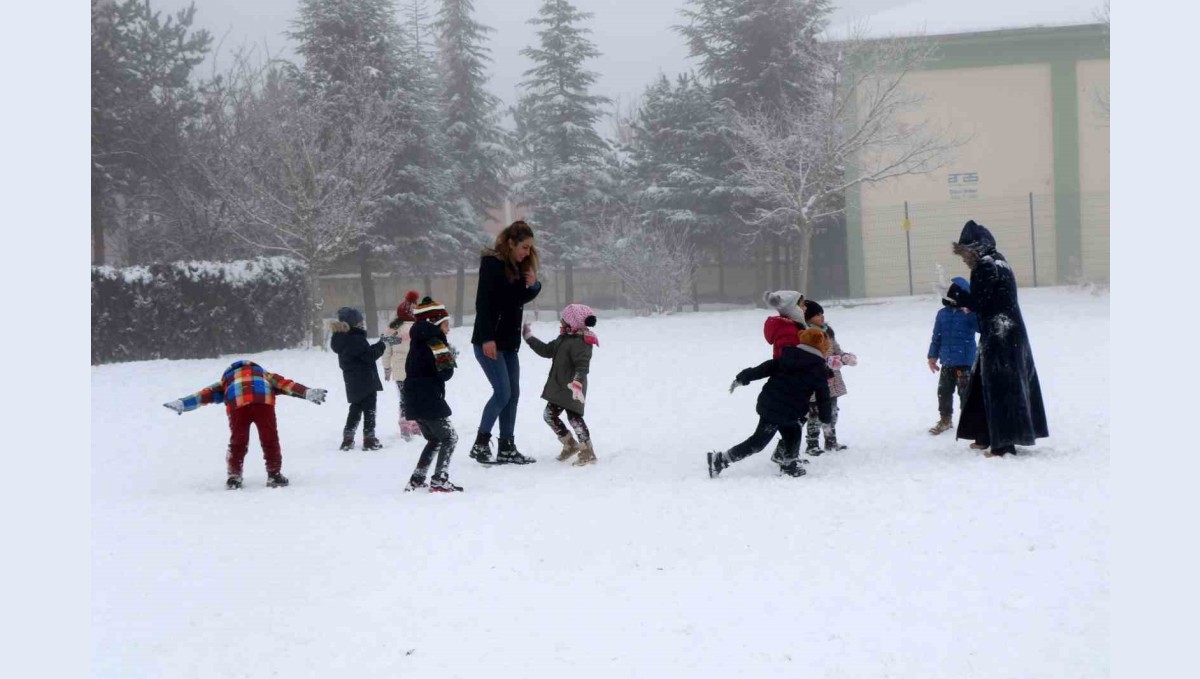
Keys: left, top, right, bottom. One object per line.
{"left": 92, "top": 257, "right": 308, "bottom": 365}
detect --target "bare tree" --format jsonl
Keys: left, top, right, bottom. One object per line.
{"left": 729, "top": 30, "right": 963, "bottom": 293}
{"left": 197, "top": 62, "right": 405, "bottom": 345}
{"left": 589, "top": 208, "right": 696, "bottom": 315}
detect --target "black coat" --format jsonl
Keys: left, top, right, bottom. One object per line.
{"left": 737, "top": 345, "right": 833, "bottom": 426}
{"left": 955, "top": 251, "right": 1049, "bottom": 448}
{"left": 403, "top": 320, "right": 455, "bottom": 421}
{"left": 330, "top": 323, "right": 386, "bottom": 403}
{"left": 470, "top": 252, "right": 542, "bottom": 352}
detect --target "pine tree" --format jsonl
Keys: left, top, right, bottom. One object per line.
{"left": 91, "top": 0, "right": 211, "bottom": 264}
{"left": 512, "top": 0, "right": 612, "bottom": 302}
{"left": 435, "top": 0, "right": 510, "bottom": 221}
{"left": 676, "top": 0, "right": 833, "bottom": 113}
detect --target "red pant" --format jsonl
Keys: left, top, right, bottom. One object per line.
{"left": 226, "top": 403, "right": 282, "bottom": 476}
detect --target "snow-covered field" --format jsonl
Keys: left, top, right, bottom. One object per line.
{"left": 91, "top": 286, "right": 1108, "bottom": 678}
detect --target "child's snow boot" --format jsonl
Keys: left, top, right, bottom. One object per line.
{"left": 266, "top": 472, "right": 289, "bottom": 488}
{"left": 824, "top": 432, "right": 848, "bottom": 452}
{"left": 496, "top": 437, "right": 536, "bottom": 464}
{"left": 929, "top": 415, "right": 953, "bottom": 435}
{"left": 362, "top": 436, "right": 384, "bottom": 451}
{"left": 404, "top": 474, "right": 428, "bottom": 492}
{"left": 779, "top": 461, "right": 808, "bottom": 478}
{"left": 707, "top": 451, "right": 730, "bottom": 478}
{"left": 469, "top": 432, "right": 494, "bottom": 464}
{"left": 429, "top": 473, "right": 463, "bottom": 493}
{"left": 804, "top": 438, "right": 823, "bottom": 457}
{"left": 572, "top": 441, "right": 597, "bottom": 466}
{"left": 339, "top": 435, "right": 355, "bottom": 451}
{"left": 226, "top": 475, "right": 243, "bottom": 490}
{"left": 556, "top": 434, "right": 581, "bottom": 462}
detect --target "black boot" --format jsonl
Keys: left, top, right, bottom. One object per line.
{"left": 362, "top": 436, "right": 384, "bottom": 451}
{"left": 339, "top": 433, "right": 355, "bottom": 451}
{"left": 779, "top": 462, "right": 808, "bottom": 477}
{"left": 496, "top": 437, "right": 536, "bottom": 464}
{"left": 266, "top": 472, "right": 289, "bottom": 488}
{"left": 469, "top": 431, "right": 493, "bottom": 464}
{"left": 226, "top": 475, "right": 243, "bottom": 490}
{"left": 429, "top": 473, "right": 463, "bottom": 493}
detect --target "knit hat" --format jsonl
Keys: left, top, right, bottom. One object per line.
{"left": 561, "top": 303, "right": 597, "bottom": 331}
{"left": 414, "top": 296, "right": 449, "bottom": 325}
{"left": 764, "top": 290, "right": 806, "bottom": 323}
{"left": 336, "top": 306, "right": 364, "bottom": 327}
{"left": 396, "top": 290, "right": 419, "bottom": 322}
{"left": 560, "top": 303, "right": 599, "bottom": 346}
{"left": 952, "top": 220, "right": 997, "bottom": 255}
{"left": 803, "top": 300, "right": 824, "bottom": 321}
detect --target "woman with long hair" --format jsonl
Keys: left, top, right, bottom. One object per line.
{"left": 468, "top": 220, "right": 542, "bottom": 464}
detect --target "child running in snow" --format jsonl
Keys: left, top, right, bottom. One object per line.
{"left": 331, "top": 306, "right": 395, "bottom": 451}
{"left": 382, "top": 290, "right": 421, "bottom": 441}
{"left": 708, "top": 327, "right": 833, "bottom": 479}
{"left": 522, "top": 303, "right": 599, "bottom": 466}
{"left": 402, "top": 297, "right": 463, "bottom": 492}
{"left": 927, "top": 277, "right": 978, "bottom": 435}
{"left": 801, "top": 300, "right": 857, "bottom": 456}
{"left": 163, "top": 360, "right": 327, "bottom": 489}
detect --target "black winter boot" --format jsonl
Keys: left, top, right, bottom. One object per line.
{"left": 266, "top": 472, "right": 289, "bottom": 488}
{"left": 469, "top": 431, "right": 493, "bottom": 464}
{"left": 362, "top": 436, "right": 384, "bottom": 451}
{"left": 496, "top": 437, "right": 536, "bottom": 465}
{"left": 226, "top": 475, "right": 243, "bottom": 490}
{"left": 429, "top": 473, "right": 464, "bottom": 493}
{"left": 339, "top": 434, "right": 355, "bottom": 451}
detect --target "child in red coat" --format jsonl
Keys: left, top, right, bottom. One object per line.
{"left": 164, "top": 360, "right": 327, "bottom": 489}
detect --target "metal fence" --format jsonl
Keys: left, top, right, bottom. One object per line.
{"left": 859, "top": 191, "right": 1109, "bottom": 298}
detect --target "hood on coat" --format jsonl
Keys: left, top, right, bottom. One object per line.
{"left": 331, "top": 320, "right": 352, "bottom": 333}
{"left": 764, "top": 315, "right": 803, "bottom": 347}
{"left": 953, "top": 220, "right": 997, "bottom": 255}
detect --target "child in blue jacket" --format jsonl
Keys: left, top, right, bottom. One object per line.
{"left": 927, "top": 277, "right": 978, "bottom": 434}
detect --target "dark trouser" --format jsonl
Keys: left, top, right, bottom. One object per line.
{"left": 937, "top": 365, "right": 971, "bottom": 417}
{"left": 344, "top": 392, "right": 378, "bottom": 439}
{"left": 543, "top": 403, "right": 590, "bottom": 443}
{"left": 227, "top": 403, "right": 281, "bottom": 476}
{"left": 728, "top": 418, "right": 802, "bottom": 465}
{"left": 411, "top": 418, "right": 458, "bottom": 480}
{"left": 474, "top": 346, "right": 521, "bottom": 439}
{"left": 806, "top": 397, "right": 839, "bottom": 445}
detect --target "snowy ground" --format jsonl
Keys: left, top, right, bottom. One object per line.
{"left": 91, "top": 286, "right": 1108, "bottom": 678}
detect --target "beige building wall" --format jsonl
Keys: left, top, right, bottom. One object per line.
{"left": 860, "top": 63, "right": 1057, "bottom": 297}
{"left": 1077, "top": 58, "right": 1111, "bottom": 282}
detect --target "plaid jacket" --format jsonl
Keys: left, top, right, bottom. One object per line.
{"left": 178, "top": 361, "right": 308, "bottom": 414}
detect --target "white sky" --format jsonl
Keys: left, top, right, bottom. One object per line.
{"left": 157, "top": 0, "right": 1103, "bottom": 114}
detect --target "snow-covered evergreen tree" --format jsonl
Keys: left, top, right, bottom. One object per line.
{"left": 676, "top": 0, "right": 833, "bottom": 113}
{"left": 435, "top": 0, "right": 511, "bottom": 222}
{"left": 91, "top": 0, "right": 211, "bottom": 264}
{"left": 512, "top": 0, "right": 613, "bottom": 302}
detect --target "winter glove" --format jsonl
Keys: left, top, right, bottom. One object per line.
{"left": 841, "top": 353, "right": 858, "bottom": 366}
{"left": 568, "top": 380, "right": 586, "bottom": 403}
{"left": 827, "top": 354, "right": 843, "bottom": 370}
{"left": 522, "top": 322, "right": 533, "bottom": 339}
{"left": 380, "top": 334, "right": 401, "bottom": 346}
{"left": 163, "top": 399, "right": 185, "bottom": 415}
{"left": 729, "top": 379, "right": 743, "bottom": 394}
{"left": 305, "top": 388, "right": 327, "bottom": 404}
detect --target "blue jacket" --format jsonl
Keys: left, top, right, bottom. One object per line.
{"left": 928, "top": 307, "right": 978, "bottom": 367}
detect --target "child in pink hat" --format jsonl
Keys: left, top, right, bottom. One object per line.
{"left": 523, "top": 303, "right": 600, "bottom": 465}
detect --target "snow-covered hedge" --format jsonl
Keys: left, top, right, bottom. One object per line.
{"left": 91, "top": 257, "right": 308, "bottom": 365}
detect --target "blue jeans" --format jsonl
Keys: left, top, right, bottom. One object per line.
{"left": 474, "top": 345, "right": 520, "bottom": 439}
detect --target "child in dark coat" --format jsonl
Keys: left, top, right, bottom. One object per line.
{"left": 402, "top": 297, "right": 463, "bottom": 493}
{"left": 331, "top": 306, "right": 393, "bottom": 451}
{"left": 523, "top": 303, "right": 599, "bottom": 466}
{"left": 708, "top": 328, "right": 834, "bottom": 479}
{"left": 164, "top": 360, "right": 326, "bottom": 489}
{"left": 927, "top": 277, "right": 979, "bottom": 434}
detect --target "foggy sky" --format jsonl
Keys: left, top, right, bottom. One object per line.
{"left": 155, "top": 0, "right": 1100, "bottom": 117}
